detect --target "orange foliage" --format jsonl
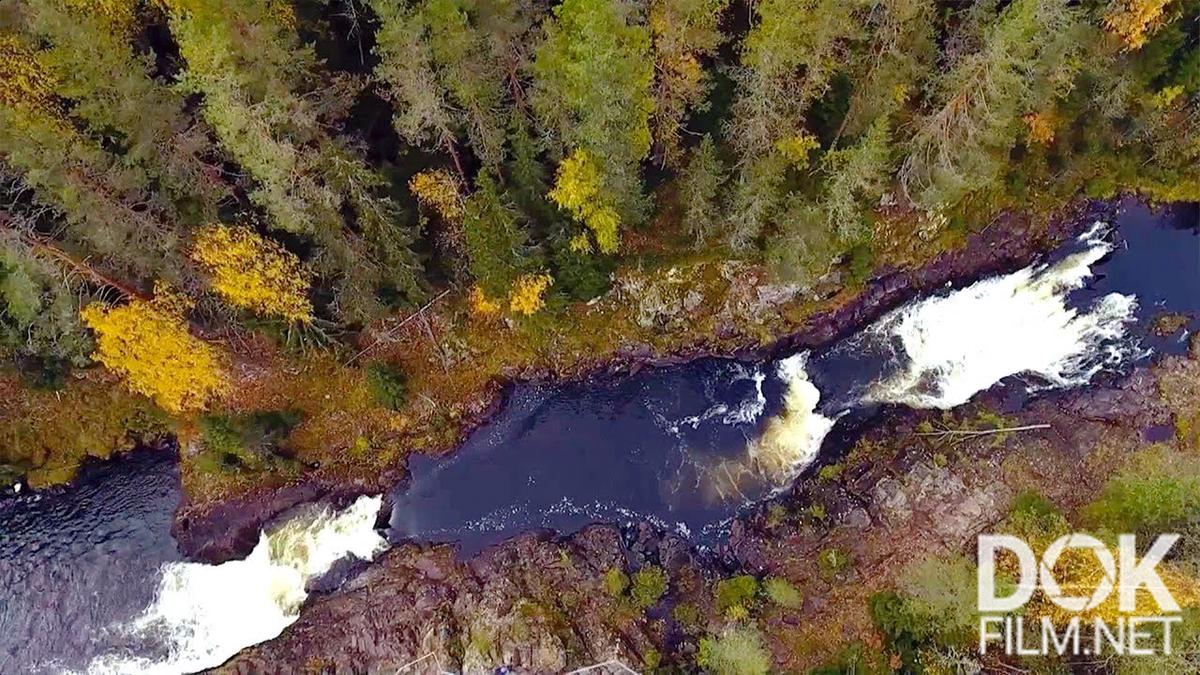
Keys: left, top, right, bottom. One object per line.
{"left": 1104, "top": 0, "right": 1175, "bottom": 50}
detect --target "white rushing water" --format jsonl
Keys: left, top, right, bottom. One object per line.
{"left": 737, "top": 222, "right": 1142, "bottom": 483}
{"left": 86, "top": 496, "right": 386, "bottom": 675}
{"left": 747, "top": 353, "right": 837, "bottom": 484}
{"left": 867, "top": 222, "right": 1140, "bottom": 409}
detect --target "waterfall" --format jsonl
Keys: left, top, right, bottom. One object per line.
{"left": 867, "top": 222, "right": 1140, "bottom": 409}
{"left": 748, "top": 353, "right": 837, "bottom": 482}
{"left": 86, "top": 496, "right": 386, "bottom": 675}
{"left": 734, "top": 222, "right": 1141, "bottom": 486}
{"left": 705, "top": 353, "right": 836, "bottom": 501}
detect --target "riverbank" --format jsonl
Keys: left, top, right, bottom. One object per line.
{"left": 212, "top": 330, "right": 1200, "bottom": 674}
{"left": 174, "top": 197, "right": 1118, "bottom": 563}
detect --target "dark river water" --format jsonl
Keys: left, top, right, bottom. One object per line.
{"left": 0, "top": 200, "right": 1196, "bottom": 673}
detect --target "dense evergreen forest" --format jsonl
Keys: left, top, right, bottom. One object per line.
{"left": 0, "top": 0, "right": 1197, "bottom": 485}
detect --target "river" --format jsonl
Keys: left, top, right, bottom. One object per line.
{"left": 0, "top": 201, "right": 1196, "bottom": 674}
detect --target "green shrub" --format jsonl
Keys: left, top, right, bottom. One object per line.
{"left": 672, "top": 602, "right": 702, "bottom": 631}
{"left": 844, "top": 240, "right": 874, "bottom": 286}
{"left": 868, "top": 591, "right": 930, "bottom": 672}
{"left": 897, "top": 554, "right": 979, "bottom": 647}
{"left": 763, "top": 577, "right": 803, "bottom": 610}
{"left": 715, "top": 574, "right": 759, "bottom": 613}
{"left": 366, "top": 362, "right": 408, "bottom": 411}
{"left": 1002, "top": 489, "right": 1070, "bottom": 550}
{"left": 697, "top": 627, "right": 771, "bottom": 675}
{"left": 818, "top": 463, "right": 843, "bottom": 481}
{"left": 197, "top": 409, "right": 302, "bottom": 472}
{"left": 817, "top": 548, "right": 852, "bottom": 577}
{"left": 550, "top": 238, "right": 615, "bottom": 301}
{"left": 1086, "top": 445, "right": 1200, "bottom": 534}
{"left": 630, "top": 565, "right": 668, "bottom": 609}
{"left": 810, "top": 641, "right": 891, "bottom": 675}
{"left": 604, "top": 567, "right": 629, "bottom": 597}
{"left": 868, "top": 555, "right": 989, "bottom": 672}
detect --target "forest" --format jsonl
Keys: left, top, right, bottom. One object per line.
{"left": 0, "top": 1, "right": 1199, "bottom": 673}
{"left": 0, "top": 0, "right": 1197, "bottom": 484}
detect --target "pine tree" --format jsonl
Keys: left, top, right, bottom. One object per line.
{"left": 19, "top": 0, "right": 229, "bottom": 220}
{"left": 533, "top": 0, "right": 656, "bottom": 250}
{"left": 368, "top": 0, "right": 535, "bottom": 169}
{"left": 160, "top": 0, "right": 423, "bottom": 320}
{"left": 678, "top": 135, "right": 727, "bottom": 245}
{"left": 899, "top": 0, "right": 1082, "bottom": 211}
{"left": 462, "top": 173, "right": 533, "bottom": 297}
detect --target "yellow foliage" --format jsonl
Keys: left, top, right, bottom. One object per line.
{"left": 62, "top": 0, "right": 137, "bottom": 34}
{"left": 191, "top": 225, "right": 313, "bottom": 323}
{"left": 468, "top": 285, "right": 501, "bottom": 318}
{"left": 774, "top": 132, "right": 820, "bottom": 168}
{"left": 1104, "top": 0, "right": 1175, "bottom": 50}
{"left": 265, "top": 0, "right": 296, "bottom": 28}
{"left": 548, "top": 149, "right": 621, "bottom": 254}
{"left": 1024, "top": 112, "right": 1057, "bottom": 144}
{"left": 1152, "top": 84, "right": 1185, "bottom": 110}
{"left": 724, "top": 603, "right": 750, "bottom": 622}
{"left": 0, "top": 36, "right": 57, "bottom": 110}
{"left": 569, "top": 232, "right": 593, "bottom": 254}
{"left": 81, "top": 286, "right": 227, "bottom": 413}
{"left": 508, "top": 273, "right": 554, "bottom": 316}
{"left": 409, "top": 169, "right": 464, "bottom": 222}
{"left": 1024, "top": 541, "right": 1200, "bottom": 626}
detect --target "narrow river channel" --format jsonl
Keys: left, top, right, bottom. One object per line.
{"left": 1, "top": 201, "right": 1195, "bottom": 674}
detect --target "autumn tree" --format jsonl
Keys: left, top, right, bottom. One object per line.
{"left": 160, "top": 0, "right": 423, "bottom": 321}
{"left": 547, "top": 149, "right": 622, "bottom": 253}
{"left": 190, "top": 225, "right": 313, "bottom": 323}
{"left": 648, "top": 0, "right": 730, "bottom": 166}
{"left": 533, "top": 0, "right": 655, "bottom": 252}
{"left": 80, "top": 284, "right": 227, "bottom": 413}
{"left": 508, "top": 271, "right": 553, "bottom": 315}
{"left": 1104, "top": 0, "right": 1177, "bottom": 50}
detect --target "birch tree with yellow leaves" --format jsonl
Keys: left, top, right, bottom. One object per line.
{"left": 80, "top": 285, "right": 227, "bottom": 413}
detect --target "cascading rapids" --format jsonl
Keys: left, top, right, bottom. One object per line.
{"left": 86, "top": 496, "right": 386, "bottom": 675}
{"left": 703, "top": 353, "right": 836, "bottom": 501}
{"left": 725, "top": 222, "right": 1141, "bottom": 491}
{"left": 866, "top": 222, "right": 1140, "bottom": 409}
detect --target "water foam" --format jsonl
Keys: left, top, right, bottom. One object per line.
{"left": 748, "top": 353, "right": 837, "bottom": 481}
{"left": 705, "top": 353, "right": 836, "bottom": 500}
{"left": 866, "top": 222, "right": 1140, "bottom": 409}
{"left": 86, "top": 496, "right": 386, "bottom": 675}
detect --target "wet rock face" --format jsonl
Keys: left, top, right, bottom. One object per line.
{"left": 174, "top": 480, "right": 384, "bottom": 565}
{"left": 215, "top": 526, "right": 656, "bottom": 675}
